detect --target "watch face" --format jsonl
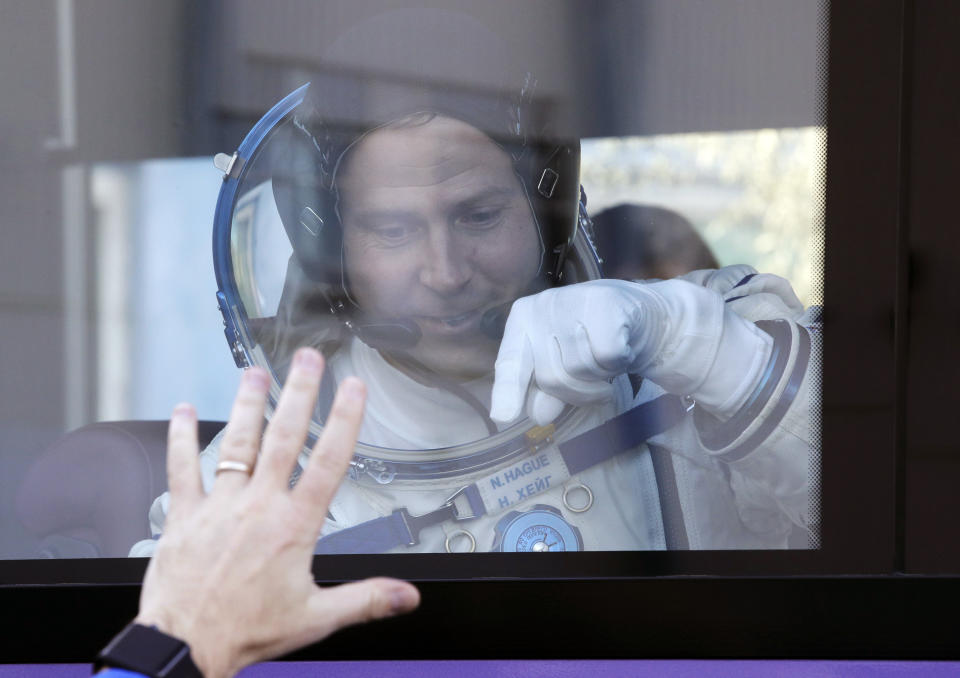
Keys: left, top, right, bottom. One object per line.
{"left": 495, "top": 505, "right": 583, "bottom": 552}
{"left": 97, "top": 622, "right": 204, "bottom": 678}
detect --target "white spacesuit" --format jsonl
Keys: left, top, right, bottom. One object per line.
{"left": 131, "top": 265, "right": 818, "bottom": 556}
{"left": 131, "top": 71, "right": 819, "bottom": 556}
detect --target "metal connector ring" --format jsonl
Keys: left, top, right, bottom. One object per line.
{"left": 562, "top": 482, "right": 594, "bottom": 513}
{"left": 444, "top": 529, "right": 477, "bottom": 553}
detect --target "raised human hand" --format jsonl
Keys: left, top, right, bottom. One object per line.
{"left": 135, "top": 348, "right": 419, "bottom": 678}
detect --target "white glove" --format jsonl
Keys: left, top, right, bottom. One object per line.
{"left": 676, "top": 264, "right": 758, "bottom": 293}
{"left": 489, "top": 278, "right": 774, "bottom": 426}
{"left": 679, "top": 266, "right": 804, "bottom": 320}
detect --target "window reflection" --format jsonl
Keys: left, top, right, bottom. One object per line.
{"left": 582, "top": 128, "right": 822, "bottom": 305}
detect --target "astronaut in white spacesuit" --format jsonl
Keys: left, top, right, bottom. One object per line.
{"left": 129, "top": 59, "right": 818, "bottom": 556}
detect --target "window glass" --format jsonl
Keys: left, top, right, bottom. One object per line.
{"left": 0, "top": 1, "right": 825, "bottom": 566}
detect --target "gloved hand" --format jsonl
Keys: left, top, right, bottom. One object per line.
{"left": 679, "top": 265, "right": 805, "bottom": 321}
{"left": 676, "top": 264, "right": 759, "bottom": 293}
{"left": 489, "top": 278, "right": 774, "bottom": 426}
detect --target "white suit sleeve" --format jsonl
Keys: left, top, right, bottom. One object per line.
{"left": 687, "top": 269, "right": 819, "bottom": 534}
{"left": 127, "top": 428, "right": 225, "bottom": 557}
{"left": 635, "top": 267, "right": 819, "bottom": 546}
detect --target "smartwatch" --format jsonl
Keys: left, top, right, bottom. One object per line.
{"left": 94, "top": 623, "right": 204, "bottom": 678}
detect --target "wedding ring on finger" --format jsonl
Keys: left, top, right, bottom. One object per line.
{"left": 215, "top": 460, "right": 253, "bottom": 477}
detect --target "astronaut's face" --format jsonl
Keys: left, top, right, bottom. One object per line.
{"left": 338, "top": 115, "right": 542, "bottom": 380}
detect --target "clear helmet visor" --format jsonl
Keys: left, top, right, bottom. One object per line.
{"left": 214, "top": 85, "right": 600, "bottom": 475}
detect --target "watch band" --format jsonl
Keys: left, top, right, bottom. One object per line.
{"left": 95, "top": 622, "right": 204, "bottom": 678}
{"left": 98, "top": 670, "right": 156, "bottom": 678}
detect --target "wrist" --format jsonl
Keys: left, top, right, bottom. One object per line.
{"left": 131, "top": 613, "right": 233, "bottom": 678}
{"left": 692, "top": 307, "right": 774, "bottom": 418}
{"left": 692, "top": 318, "right": 808, "bottom": 461}
{"left": 96, "top": 622, "right": 208, "bottom": 678}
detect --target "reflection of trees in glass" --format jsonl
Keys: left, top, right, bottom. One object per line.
{"left": 581, "top": 128, "right": 823, "bottom": 305}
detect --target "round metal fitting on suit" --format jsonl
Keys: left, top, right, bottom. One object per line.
{"left": 562, "top": 482, "right": 594, "bottom": 513}
{"left": 444, "top": 529, "right": 477, "bottom": 553}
